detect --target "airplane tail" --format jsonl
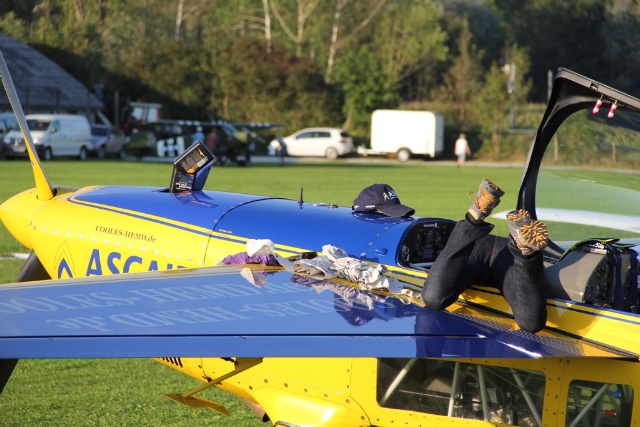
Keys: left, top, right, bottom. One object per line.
{"left": 0, "top": 50, "right": 55, "bottom": 201}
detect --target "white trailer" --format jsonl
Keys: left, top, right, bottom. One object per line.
{"left": 358, "top": 110, "right": 444, "bottom": 161}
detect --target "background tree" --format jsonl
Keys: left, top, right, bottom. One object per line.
{"left": 2, "top": 0, "right": 639, "bottom": 159}
{"left": 503, "top": 43, "right": 532, "bottom": 125}
{"left": 334, "top": 45, "right": 397, "bottom": 133}
{"left": 601, "top": 0, "right": 640, "bottom": 93}
{"left": 469, "top": 64, "right": 509, "bottom": 157}
{"left": 269, "top": 0, "right": 321, "bottom": 57}
{"left": 324, "top": 0, "right": 387, "bottom": 83}
{"left": 331, "top": 0, "right": 446, "bottom": 132}
{"left": 496, "top": 0, "right": 608, "bottom": 101}
{"left": 442, "top": 23, "right": 483, "bottom": 123}
{"left": 372, "top": 0, "right": 447, "bottom": 88}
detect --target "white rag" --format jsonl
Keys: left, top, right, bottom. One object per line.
{"left": 275, "top": 244, "right": 413, "bottom": 297}
{"left": 246, "top": 239, "right": 275, "bottom": 256}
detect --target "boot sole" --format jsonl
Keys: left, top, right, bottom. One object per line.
{"left": 507, "top": 210, "right": 548, "bottom": 251}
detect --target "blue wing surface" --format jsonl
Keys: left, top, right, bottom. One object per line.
{"left": 0, "top": 266, "right": 633, "bottom": 359}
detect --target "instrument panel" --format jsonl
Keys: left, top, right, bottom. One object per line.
{"left": 398, "top": 219, "right": 456, "bottom": 270}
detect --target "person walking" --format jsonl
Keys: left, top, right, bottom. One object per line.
{"left": 192, "top": 126, "right": 205, "bottom": 144}
{"left": 454, "top": 133, "right": 471, "bottom": 168}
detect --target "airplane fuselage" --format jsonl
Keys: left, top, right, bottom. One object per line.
{"left": 157, "top": 352, "right": 640, "bottom": 426}
{"left": 2, "top": 184, "right": 454, "bottom": 284}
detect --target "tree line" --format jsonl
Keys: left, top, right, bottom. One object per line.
{"left": 1, "top": 0, "right": 639, "bottom": 159}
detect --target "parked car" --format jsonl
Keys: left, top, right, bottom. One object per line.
{"left": 270, "top": 128, "right": 355, "bottom": 159}
{"left": 3, "top": 114, "right": 92, "bottom": 160}
{"left": 90, "top": 124, "right": 128, "bottom": 159}
{"left": 0, "top": 112, "right": 19, "bottom": 158}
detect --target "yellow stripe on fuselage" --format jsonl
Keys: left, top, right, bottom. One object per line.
{"left": 68, "top": 187, "right": 213, "bottom": 236}
{"left": 460, "top": 285, "right": 640, "bottom": 357}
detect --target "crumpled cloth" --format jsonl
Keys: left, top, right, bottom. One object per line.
{"left": 275, "top": 244, "right": 412, "bottom": 296}
{"left": 246, "top": 239, "right": 274, "bottom": 256}
{"left": 301, "top": 280, "right": 386, "bottom": 310}
{"left": 222, "top": 252, "right": 279, "bottom": 266}
{"left": 222, "top": 239, "right": 279, "bottom": 266}
{"left": 240, "top": 267, "right": 269, "bottom": 287}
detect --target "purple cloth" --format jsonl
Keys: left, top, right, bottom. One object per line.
{"left": 223, "top": 252, "right": 279, "bottom": 266}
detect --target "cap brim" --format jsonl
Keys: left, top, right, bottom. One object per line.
{"left": 378, "top": 204, "right": 415, "bottom": 217}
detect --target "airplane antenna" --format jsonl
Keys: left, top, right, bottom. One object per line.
{"left": 0, "top": 51, "right": 55, "bottom": 201}
{"left": 298, "top": 187, "right": 304, "bottom": 207}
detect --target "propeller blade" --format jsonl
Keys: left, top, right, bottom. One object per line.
{"left": 0, "top": 50, "right": 55, "bottom": 201}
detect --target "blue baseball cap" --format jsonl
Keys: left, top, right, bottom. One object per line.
{"left": 352, "top": 184, "right": 415, "bottom": 217}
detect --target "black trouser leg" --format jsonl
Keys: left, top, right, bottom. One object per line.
{"left": 497, "top": 245, "right": 547, "bottom": 332}
{"left": 422, "top": 217, "right": 494, "bottom": 309}
{"left": 422, "top": 217, "right": 547, "bottom": 333}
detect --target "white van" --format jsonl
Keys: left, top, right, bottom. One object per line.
{"left": 3, "top": 114, "right": 92, "bottom": 160}
{"left": 358, "top": 110, "right": 444, "bottom": 161}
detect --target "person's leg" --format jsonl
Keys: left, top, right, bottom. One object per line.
{"left": 422, "top": 178, "right": 505, "bottom": 310}
{"left": 422, "top": 217, "right": 496, "bottom": 309}
{"left": 504, "top": 245, "right": 546, "bottom": 332}
{"left": 487, "top": 238, "right": 546, "bottom": 333}
{"left": 488, "top": 210, "right": 548, "bottom": 333}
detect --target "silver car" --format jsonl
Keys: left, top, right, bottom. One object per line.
{"left": 90, "top": 125, "right": 128, "bottom": 159}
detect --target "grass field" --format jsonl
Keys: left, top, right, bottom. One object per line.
{"left": 0, "top": 157, "right": 524, "bottom": 426}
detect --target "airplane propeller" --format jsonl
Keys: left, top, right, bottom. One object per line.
{"left": 0, "top": 50, "right": 55, "bottom": 201}
{"left": 0, "top": 50, "right": 58, "bottom": 394}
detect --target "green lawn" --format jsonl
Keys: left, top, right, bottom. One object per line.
{"left": 0, "top": 158, "right": 523, "bottom": 426}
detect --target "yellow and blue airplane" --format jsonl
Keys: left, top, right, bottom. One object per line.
{"left": 1, "top": 47, "right": 640, "bottom": 426}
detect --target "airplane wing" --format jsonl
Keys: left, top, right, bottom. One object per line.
{"left": 0, "top": 266, "right": 634, "bottom": 360}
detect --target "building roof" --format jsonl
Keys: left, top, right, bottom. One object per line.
{"left": 0, "top": 33, "right": 104, "bottom": 113}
